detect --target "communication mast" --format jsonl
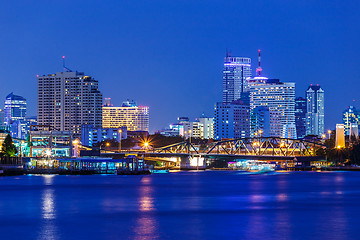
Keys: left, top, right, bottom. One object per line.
{"left": 256, "top": 49, "right": 262, "bottom": 76}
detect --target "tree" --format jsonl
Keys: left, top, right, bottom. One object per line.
{"left": 1, "top": 134, "right": 17, "bottom": 157}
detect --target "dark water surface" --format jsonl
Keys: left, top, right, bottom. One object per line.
{"left": 0, "top": 171, "right": 359, "bottom": 240}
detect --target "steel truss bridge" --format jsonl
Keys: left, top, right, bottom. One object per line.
{"left": 148, "top": 137, "right": 325, "bottom": 160}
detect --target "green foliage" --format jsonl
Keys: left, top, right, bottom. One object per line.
{"left": 1, "top": 134, "right": 18, "bottom": 157}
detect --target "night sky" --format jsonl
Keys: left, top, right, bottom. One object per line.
{"left": 0, "top": 0, "right": 359, "bottom": 133}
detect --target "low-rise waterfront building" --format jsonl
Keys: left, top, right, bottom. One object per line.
{"left": 81, "top": 125, "right": 127, "bottom": 147}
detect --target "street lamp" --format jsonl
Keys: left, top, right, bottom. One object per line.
{"left": 328, "top": 130, "right": 332, "bottom": 139}
{"left": 188, "top": 129, "right": 192, "bottom": 144}
{"left": 119, "top": 129, "right": 122, "bottom": 152}
{"left": 144, "top": 141, "right": 149, "bottom": 150}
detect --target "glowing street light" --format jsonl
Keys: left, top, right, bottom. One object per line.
{"left": 119, "top": 129, "right": 122, "bottom": 152}
{"left": 328, "top": 130, "right": 332, "bottom": 139}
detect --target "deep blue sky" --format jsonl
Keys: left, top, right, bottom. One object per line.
{"left": 0, "top": 0, "right": 359, "bottom": 133}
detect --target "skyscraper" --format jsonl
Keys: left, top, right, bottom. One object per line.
{"left": 37, "top": 71, "right": 103, "bottom": 138}
{"left": 342, "top": 106, "right": 360, "bottom": 135}
{"left": 306, "top": 85, "right": 324, "bottom": 136}
{"left": 222, "top": 53, "right": 252, "bottom": 103}
{"left": 249, "top": 78, "right": 296, "bottom": 138}
{"left": 295, "top": 97, "right": 307, "bottom": 138}
{"left": 4, "top": 93, "right": 27, "bottom": 126}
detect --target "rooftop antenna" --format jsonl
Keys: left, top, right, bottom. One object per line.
{"left": 256, "top": 49, "right": 262, "bottom": 77}
{"left": 62, "top": 56, "right": 72, "bottom": 72}
{"left": 226, "top": 48, "right": 232, "bottom": 58}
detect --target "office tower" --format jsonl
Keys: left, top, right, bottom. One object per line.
{"left": 222, "top": 53, "right": 252, "bottom": 104}
{"left": 249, "top": 78, "right": 296, "bottom": 138}
{"left": 306, "top": 85, "right": 324, "bottom": 136}
{"left": 250, "top": 106, "right": 270, "bottom": 138}
{"left": 335, "top": 124, "right": 345, "bottom": 148}
{"left": 198, "top": 116, "right": 214, "bottom": 139}
{"left": 102, "top": 100, "right": 149, "bottom": 131}
{"left": 4, "top": 93, "right": 27, "bottom": 126}
{"left": 214, "top": 101, "right": 250, "bottom": 139}
{"left": 37, "top": 71, "right": 103, "bottom": 138}
{"left": 342, "top": 106, "right": 360, "bottom": 135}
{"left": 295, "top": 97, "right": 307, "bottom": 138}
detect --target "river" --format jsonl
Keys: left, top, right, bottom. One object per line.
{"left": 0, "top": 171, "right": 358, "bottom": 239}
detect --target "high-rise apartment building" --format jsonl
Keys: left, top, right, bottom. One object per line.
{"left": 342, "top": 106, "right": 360, "bottom": 136}
{"left": 295, "top": 97, "right": 307, "bottom": 138}
{"left": 222, "top": 54, "right": 252, "bottom": 104}
{"left": 214, "top": 101, "right": 250, "bottom": 139}
{"left": 37, "top": 71, "right": 103, "bottom": 138}
{"left": 4, "top": 93, "right": 27, "bottom": 125}
{"left": 102, "top": 100, "right": 149, "bottom": 131}
{"left": 249, "top": 78, "right": 296, "bottom": 138}
{"left": 306, "top": 85, "right": 324, "bottom": 136}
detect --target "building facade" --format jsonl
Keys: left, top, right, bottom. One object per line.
{"left": 295, "top": 97, "right": 307, "bottom": 138}
{"left": 4, "top": 93, "right": 27, "bottom": 125}
{"left": 102, "top": 100, "right": 149, "bottom": 132}
{"left": 214, "top": 102, "right": 250, "bottom": 140}
{"left": 222, "top": 55, "right": 252, "bottom": 104}
{"left": 81, "top": 125, "right": 127, "bottom": 147}
{"left": 249, "top": 78, "right": 296, "bottom": 138}
{"left": 306, "top": 85, "right": 324, "bottom": 136}
{"left": 250, "top": 106, "right": 270, "bottom": 138}
{"left": 198, "top": 117, "right": 214, "bottom": 139}
{"left": 342, "top": 106, "right": 360, "bottom": 136}
{"left": 37, "top": 71, "right": 103, "bottom": 138}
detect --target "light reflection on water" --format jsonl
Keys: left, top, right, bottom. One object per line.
{"left": 134, "top": 176, "right": 159, "bottom": 240}
{"left": 38, "top": 175, "right": 58, "bottom": 240}
{"left": 0, "top": 171, "right": 359, "bottom": 239}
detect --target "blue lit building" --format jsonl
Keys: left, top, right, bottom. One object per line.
{"left": 4, "top": 93, "right": 26, "bottom": 125}
{"left": 295, "top": 97, "right": 307, "bottom": 138}
{"left": 250, "top": 106, "right": 270, "bottom": 138}
{"left": 81, "top": 125, "right": 127, "bottom": 147}
{"left": 214, "top": 101, "right": 250, "bottom": 140}
{"left": 222, "top": 54, "right": 252, "bottom": 104}
{"left": 342, "top": 106, "right": 360, "bottom": 136}
{"left": 306, "top": 85, "right": 325, "bottom": 136}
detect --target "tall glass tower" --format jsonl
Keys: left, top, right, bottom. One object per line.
{"left": 222, "top": 54, "right": 252, "bottom": 104}
{"left": 4, "top": 92, "right": 27, "bottom": 125}
{"left": 306, "top": 85, "right": 325, "bottom": 136}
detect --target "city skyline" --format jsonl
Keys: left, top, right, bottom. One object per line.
{"left": 1, "top": 1, "right": 359, "bottom": 132}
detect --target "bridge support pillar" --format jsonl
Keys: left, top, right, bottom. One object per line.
{"left": 180, "top": 156, "right": 206, "bottom": 170}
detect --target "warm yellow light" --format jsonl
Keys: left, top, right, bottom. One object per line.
{"left": 106, "top": 143, "right": 110, "bottom": 146}
{"left": 73, "top": 139, "right": 79, "bottom": 145}
{"left": 328, "top": 130, "right": 332, "bottom": 134}
{"left": 337, "top": 145, "right": 341, "bottom": 149}
{"left": 144, "top": 142, "right": 149, "bottom": 147}
{"left": 322, "top": 134, "right": 326, "bottom": 139}
{"left": 259, "top": 130, "right": 263, "bottom": 134}
{"left": 119, "top": 129, "right": 122, "bottom": 133}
